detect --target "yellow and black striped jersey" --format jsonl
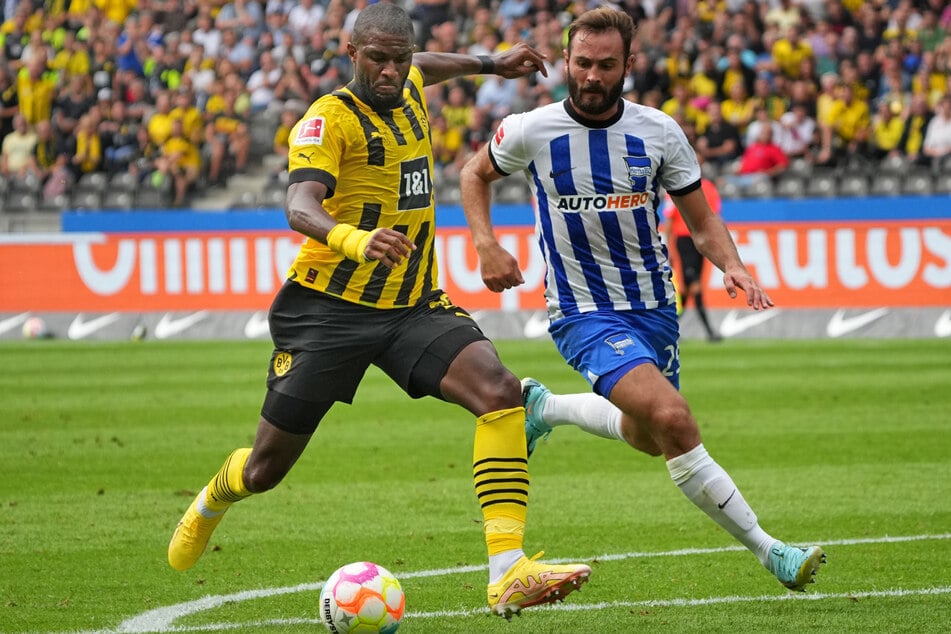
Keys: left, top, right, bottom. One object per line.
{"left": 286, "top": 66, "right": 438, "bottom": 309}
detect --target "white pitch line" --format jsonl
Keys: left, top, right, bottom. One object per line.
{"left": 62, "top": 532, "right": 951, "bottom": 634}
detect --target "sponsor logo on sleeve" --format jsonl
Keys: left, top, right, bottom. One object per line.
{"left": 295, "top": 117, "right": 326, "bottom": 145}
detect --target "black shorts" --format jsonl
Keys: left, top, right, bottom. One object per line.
{"left": 265, "top": 281, "right": 488, "bottom": 405}
{"left": 676, "top": 235, "right": 705, "bottom": 286}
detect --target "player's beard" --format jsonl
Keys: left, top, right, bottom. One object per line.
{"left": 567, "top": 73, "right": 624, "bottom": 117}
{"left": 351, "top": 74, "right": 405, "bottom": 111}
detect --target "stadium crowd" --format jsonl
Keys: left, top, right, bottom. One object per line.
{"left": 0, "top": 0, "right": 949, "bottom": 209}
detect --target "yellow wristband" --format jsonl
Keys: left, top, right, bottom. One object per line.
{"left": 326, "top": 224, "right": 374, "bottom": 263}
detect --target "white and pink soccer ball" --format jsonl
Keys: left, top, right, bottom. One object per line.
{"left": 319, "top": 561, "right": 405, "bottom": 633}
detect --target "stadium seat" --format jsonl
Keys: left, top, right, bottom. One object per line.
{"left": 902, "top": 171, "right": 933, "bottom": 196}
{"left": 879, "top": 154, "right": 908, "bottom": 174}
{"left": 775, "top": 175, "right": 805, "bottom": 199}
{"left": 806, "top": 169, "right": 837, "bottom": 198}
{"left": 76, "top": 172, "right": 109, "bottom": 194}
{"left": 933, "top": 172, "right": 951, "bottom": 194}
{"left": 135, "top": 181, "right": 173, "bottom": 208}
{"left": 870, "top": 173, "right": 902, "bottom": 196}
{"left": 109, "top": 172, "right": 139, "bottom": 192}
{"left": 787, "top": 157, "right": 813, "bottom": 179}
{"left": 40, "top": 193, "right": 70, "bottom": 212}
{"left": 71, "top": 191, "right": 103, "bottom": 210}
{"left": 718, "top": 179, "right": 743, "bottom": 200}
{"left": 229, "top": 191, "right": 259, "bottom": 209}
{"left": 746, "top": 178, "right": 775, "bottom": 199}
{"left": 2, "top": 192, "right": 37, "bottom": 213}
{"left": 838, "top": 174, "right": 869, "bottom": 197}
{"left": 257, "top": 187, "right": 285, "bottom": 208}
{"left": 7, "top": 172, "right": 41, "bottom": 195}
{"left": 101, "top": 190, "right": 134, "bottom": 210}
{"left": 494, "top": 181, "right": 530, "bottom": 203}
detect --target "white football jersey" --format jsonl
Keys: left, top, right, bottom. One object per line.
{"left": 489, "top": 99, "right": 701, "bottom": 321}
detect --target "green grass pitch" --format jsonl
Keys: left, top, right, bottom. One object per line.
{"left": 1, "top": 338, "right": 950, "bottom": 633}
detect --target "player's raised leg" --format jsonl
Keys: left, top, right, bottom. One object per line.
{"left": 168, "top": 447, "right": 252, "bottom": 571}
{"left": 472, "top": 406, "right": 591, "bottom": 618}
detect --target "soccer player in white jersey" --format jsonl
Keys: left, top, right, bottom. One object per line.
{"left": 459, "top": 6, "right": 825, "bottom": 592}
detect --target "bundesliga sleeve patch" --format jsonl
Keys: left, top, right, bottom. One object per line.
{"left": 493, "top": 123, "right": 505, "bottom": 146}
{"left": 295, "top": 117, "right": 326, "bottom": 145}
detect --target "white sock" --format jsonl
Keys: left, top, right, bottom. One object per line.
{"left": 196, "top": 486, "right": 224, "bottom": 519}
{"left": 666, "top": 444, "right": 776, "bottom": 567}
{"left": 488, "top": 549, "right": 525, "bottom": 584}
{"left": 543, "top": 393, "right": 624, "bottom": 441}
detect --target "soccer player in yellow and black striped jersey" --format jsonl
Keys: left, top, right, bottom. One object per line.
{"left": 168, "top": 1, "right": 591, "bottom": 618}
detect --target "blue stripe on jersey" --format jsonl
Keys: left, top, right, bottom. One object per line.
{"left": 565, "top": 212, "right": 614, "bottom": 310}
{"left": 599, "top": 211, "right": 642, "bottom": 304}
{"left": 529, "top": 162, "right": 577, "bottom": 313}
{"left": 549, "top": 135, "right": 576, "bottom": 194}
{"left": 589, "top": 130, "right": 613, "bottom": 194}
{"left": 626, "top": 134, "right": 667, "bottom": 304}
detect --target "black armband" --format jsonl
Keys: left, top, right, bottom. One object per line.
{"left": 477, "top": 55, "right": 496, "bottom": 75}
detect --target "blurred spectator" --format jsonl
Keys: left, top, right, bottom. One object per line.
{"left": 765, "top": 0, "right": 801, "bottom": 31}
{"left": 192, "top": 11, "right": 222, "bottom": 58}
{"left": 171, "top": 88, "right": 204, "bottom": 144}
{"left": 147, "top": 91, "right": 176, "bottom": 146}
{"left": 869, "top": 99, "right": 905, "bottom": 160}
{"left": 269, "top": 106, "right": 296, "bottom": 178}
{"left": 50, "top": 29, "right": 90, "bottom": 81}
{"left": 271, "top": 55, "right": 311, "bottom": 112}
{"left": 1, "top": 113, "right": 36, "bottom": 179}
{"left": 745, "top": 104, "right": 785, "bottom": 149}
{"left": 17, "top": 55, "right": 57, "bottom": 126}
{"left": 29, "top": 120, "right": 73, "bottom": 203}
{"left": 0, "top": 65, "right": 18, "bottom": 140}
{"left": 475, "top": 74, "right": 519, "bottom": 121}
{"left": 156, "top": 117, "right": 201, "bottom": 206}
{"left": 216, "top": 0, "right": 265, "bottom": 42}
{"left": 203, "top": 89, "right": 249, "bottom": 184}
{"left": 817, "top": 81, "right": 870, "bottom": 165}
{"left": 1, "top": 6, "right": 30, "bottom": 72}
{"left": 116, "top": 13, "right": 149, "bottom": 77}
{"left": 922, "top": 94, "right": 951, "bottom": 167}
{"left": 720, "top": 80, "right": 755, "bottom": 134}
{"left": 898, "top": 92, "right": 933, "bottom": 166}
{"left": 696, "top": 99, "right": 741, "bottom": 169}
{"left": 67, "top": 112, "right": 102, "bottom": 178}
{"left": 101, "top": 99, "right": 141, "bottom": 174}
{"left": 727, "top": 124, "right": 789, "bottom": 187}
{"left": 52, "top": 75, "right": 94, "bottom": 137}
{"left": 286, "top": 0, "right": 323, "bottom": 40}
{"left": 777, "top": 102, "right": 817, "bottom": 160}
{"left": 247, "top": 49, "right": 281, "bottom": 113}
{"left": 771, "top": 24, "right": 813, "bottom": 80}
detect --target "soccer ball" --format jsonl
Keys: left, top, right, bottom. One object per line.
{"left": 319, "top": 561, "right": 405, "bottom": 633}
{"left": 22, "top": 316, "right": 51, "bottom": 339}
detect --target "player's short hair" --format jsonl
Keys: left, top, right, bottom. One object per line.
{"left": 351, "top": 2, "right": 415, "bottom": 47}
{"left": 567, "top": 7, "right": 636, "bottom": 58}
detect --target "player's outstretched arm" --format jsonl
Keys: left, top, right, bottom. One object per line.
{"left": 414, "top": 42, "right": 547, "bottom": 86}
{"left": 459, "top": 145, "right": 524, "bottom": 293}
{"left": 671, "top": 187, "right": 774, "bottom": 310}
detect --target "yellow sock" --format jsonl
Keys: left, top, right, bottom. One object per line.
{"left": 204, "top": 448, "right": 253, "bottom": 513}
{"left": 473, "top": 407, "right": 528, "bottom": 556}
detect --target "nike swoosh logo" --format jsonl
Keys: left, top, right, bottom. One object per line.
{"left": 0, "top": 312, "right": 31, "bottom": 336}
{"left": 934, "top": 310, "right": 951, "bottom": 337}
{"left": 717, "top": 489, "right": 736, "bottom": 510}
{"left": 826, "top": 308, "right": 888, "bottom": 338}
{"left": 154, "top": 311, "right": 209, "bottom": 339}
{"left": 718, "top": 309, "right": 780, "bottom": 337}
{"left": 522, "top": 311, "right": 550, "bottom": 339}
{"left": 549, "top": 167, "right": 574, "bottom": 179}
{"left": 243, "top": 311, "right": 270, "bottom": 339}
{"left": 67, "top": 313, "right": 121, "bottom": 340}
